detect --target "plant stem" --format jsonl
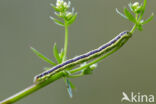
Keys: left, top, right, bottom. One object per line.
{"left": 0, "top": 28, "right": 135, "bottom": 104}
{"left": 0, "top": 31, "right": 132, "bottom": 104}
{"left": 67, "top": 73, "right": 84, "bottom": 78}
{"left": 63, "top": 20, "right": 69, "bottom": 61}
{"left": 138, "top": 0, "right": 147, "bottom": 21}
{"left": 0, "top": 19, "right": 70, "bottom": 104}
{"left": 130, "top": 13, "right": 138, "bottom": 34}
{"left": 69, "top": 44, "right": 123, "bottom": 74}
{"left": 0, "top": 71, "right": 65, "bottom": 104}
{"left": 130, "top": 24, "right": 137, "bottom": 34}
{"left": 0, "top": 25, "right": 137, "bottom": 104}
{"left": 70, "top": 25, "right": 136, "bottom": 74}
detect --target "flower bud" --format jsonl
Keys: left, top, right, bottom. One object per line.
{"left": 65, "top": 12, "right": 73, "bottom": 20}
{"left": 132, "top": 2, "right": 142, "bottom": 13}
{"left": 55, "top": 0, "right": 70, "bottom": 12}
{"left": 89, "top": 64, "right": 98, "bottom": 70}
{"left": 63, "top": 2, "right": 68, "bottom": 8}
{"left": 132, "top": 2, "right": 139, "bottom": 10}
{"left": 56, "top": 0, "right": 63, "bottom": 7}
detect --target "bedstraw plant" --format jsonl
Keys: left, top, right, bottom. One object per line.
{"left": 0, "top": 0, "right": 153, "bottom": 104}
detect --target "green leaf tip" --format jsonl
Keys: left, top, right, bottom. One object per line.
{"left": 117, "top": 0, "right": 153, "bottom": 33}
{"left": 142, "top": 13, "right": 154, "bottom": 25}
{"left": 59, "top": 48, "right": 65, "bottom": 60}
{"left": 53, "top": 43, "right": 62, "bottom": 63}
{"left": 49, "top": 16, "right": 64, "bottom": 26}
{"left": 124, "top": 8, "right": 136, "bottom": 23}
{"left": 30, "top": 47, "right": 56, "bottom": 66}
{"left": 64, "top": 78, "right": 76, "bottom": 98}
{"left": 67, "top": 12, "right": 77, "bottom": 25}
{"left": 116, "top": 8, "right": 128, "bottom": 19}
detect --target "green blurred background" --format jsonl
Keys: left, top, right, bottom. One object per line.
{"left": 0, "top": 0, "right": 155, "bottom": 104}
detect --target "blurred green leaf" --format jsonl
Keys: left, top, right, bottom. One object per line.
{"left": 141, "top": 0, "right": 147, "bottom": 15}
{"left": 53, "top": 43, "right": 62, "bottom": 63}
{"left": 124, "top": 8, "right": 136, "bottom": 23}
{"left": 67, "top": 13, "right": 77, "bottom": 25}
{"left": 82, "top": 67, "right": 93, "bottom": 75}
{"left": 49, "top": 16, "right": 64, "bottom": 26}
{"left": 50, "top": 3, "right": 61, "bottom": 12}
{"left": 59, "top": 48, "right": 64, "bottom": 62}
{"left": 64, "top": 78, "right": 76, "bottom": 98}
{"left": 66, "top": 79, "right": 72, "bottom": 98}
{"left": 30, "top": 47, "right": 56, "bottom": 66}
{"left": 116, "top": 8, "right": 128, "bottom": 19}
{"left": 137, "top": 24, "right": 143, "bottom": 31}
{"left": 67, "top": 78, "right": 75, "bottom": 89}
{"left": 54, "top": 12, "right": 62, "bottom": 18}
{"left": 142, "top": 13, "right": 154, "bottom": 25}
{"left": 128, "top": 3, "right": 133, "bottom": 12}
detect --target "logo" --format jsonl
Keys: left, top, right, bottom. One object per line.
{"left": 121, "top": 92, "right": 155, "bottom": 103}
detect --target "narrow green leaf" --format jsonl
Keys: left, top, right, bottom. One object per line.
{"left": 124, "top": 8, "right": 136, "bottom": 23}
{"left": 128, "top": 3, "right": 133, "bottom": 12}
{"left": 49, "top": 16, "right": 64, "bottom": 26}
{"left": 116, "top": 8, "right": 128, "bottom": 19}
{"left": 142, "top": 13, "right": 154, "bottom": 25}
{"left": 54, "top": 12, "right": 62, "bottom": 18}
{"left": 59, "top": 48, "right": 64, "bottom": 62}
{"left": 53, "top": 43, "right": 62, "bottom": 63}
{"left": 67, "top": 13, "right": 77, "bottom": 25}
{"left": 68, "top": 78, "right": 76, "bottom": 89}
{"left": 64, "top": 78, "right": 75, "bottom": 98}
{"left": 30, "top": 47, "right": 56, "bottom": 66}
{"left": 142, "top": 0, "right": 147, "bottom": 14}
{"left": 50, "top": 3, "right": 60, "bottom": 12}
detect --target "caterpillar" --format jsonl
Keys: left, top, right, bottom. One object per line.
{"left": 34, "top": 31, "right": 131, "bottom": 83}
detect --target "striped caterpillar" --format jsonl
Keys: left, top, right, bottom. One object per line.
{"left": 34, "top": 31, "right": 131, "bottom": 83}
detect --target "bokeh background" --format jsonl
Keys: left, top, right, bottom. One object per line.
{"left": 0, "top": 0, "right": 155, "bottom": 104}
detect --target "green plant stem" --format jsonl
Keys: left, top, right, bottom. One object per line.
{"left": 130, "top": 13, "right": 138, "bottom": 34}
{"left": 63, "top": 20, "right": 69, "bottom": 61}
{"left": 0, "top": 19, "right": 70, "bottom": 104}
{"left": 67, "top": 73, "right": 84, "bottom": 78}
{"left": 69, "top": 43, "right": 125, "bottom": 74}
{"left": 138, "top": 0, "right": 146, "bottom": 21}
{"left": 0, "top": 71, "right": 65, "bottom": 104}
{"left": 0, "top": 25, "right": 136, "bottom": 104}
{"left": 70, "top": 25, "right": 136, "bottom": 74}
{"left": 130, "top": 24, "right": 137, "bottom": 34}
